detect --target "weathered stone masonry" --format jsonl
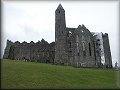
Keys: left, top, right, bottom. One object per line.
{"left": 3, "top": 39, "right": 55, "bottom": 63}
{"left": 3, "top": 4, "right": 112, "bottom": 68}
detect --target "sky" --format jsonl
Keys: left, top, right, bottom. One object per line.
{"left": 2, "top": 1, "right": 119, "bottom": 66}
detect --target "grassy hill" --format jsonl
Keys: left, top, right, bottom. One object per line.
{"left": 1, "top": 59, "right": 120, "bottom": 89}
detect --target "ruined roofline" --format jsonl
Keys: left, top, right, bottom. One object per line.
{"left": 77, "top": 25, "right": 108, "bottom": 36}
{"left": 6, "top": 39, "right": 55, "bottom": 45}
{"left": 91, "top": 32, "right": 102, "bottom": 35}
{"left": 102, "top": 33, "right": 109, "bottom": 38}
{"left": 6, "top": 39, "right": 14, "bottom": 43}
{"left": 66, "top": 27, "right": 76, "bottom": 29}
{"left": 66, "top": 24, "right": 87, "bottom": 30}
{"left": 91, "top": 32, "right": 108, "bottom": 35}
{"left": 102, "top": 33, "right": 108, "bottom": 36}
{"left": 67, "top": 25, "right": 93, "bottom": 36}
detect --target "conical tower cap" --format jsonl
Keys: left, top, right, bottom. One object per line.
{"left": 56, "top": 4, "right": 64, "bottom": 10}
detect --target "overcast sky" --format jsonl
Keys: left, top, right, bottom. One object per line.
{"left": 2, "top": 1, "right": 119, "bottom": 66}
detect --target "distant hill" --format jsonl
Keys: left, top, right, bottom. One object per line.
{"left": 1, "top": 59, "right": 120, "bottom": 89}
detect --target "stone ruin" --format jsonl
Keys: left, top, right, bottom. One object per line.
{"left": 3, "top": 39, "right": 55, "bottom": 63}
{"left": 3, "top": 4, "right": 112, "bottom": 68}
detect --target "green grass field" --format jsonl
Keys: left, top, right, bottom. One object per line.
{"left": 1, "top": 59, "right": 120, "bottom": 89}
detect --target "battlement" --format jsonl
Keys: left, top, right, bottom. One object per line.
{"left": 7, "top": 39, "right": 54, "bottom": 46}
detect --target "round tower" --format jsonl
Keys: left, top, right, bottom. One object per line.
{"left": 54, "top": 4, "right": 68, "bottom": 65}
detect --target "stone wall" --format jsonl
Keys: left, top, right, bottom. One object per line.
{"left": 102, "top": 33, "right": 112, "bottom": 68}
{"left": 4, "top": 39, "right": 55, "bottom": 64}
{"left": 54, "top": 4, "right": 112, "bottom": 68}
{"left": 66, "top": 25, "right": 96, "bottom": 67}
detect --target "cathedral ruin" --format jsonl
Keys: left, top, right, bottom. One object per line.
{"left": 3, "top": 4, "right": 112, "bottom": 68}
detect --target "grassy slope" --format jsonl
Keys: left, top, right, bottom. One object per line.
{"left": 1, "top": 59, "right": 119, "bottom": 89}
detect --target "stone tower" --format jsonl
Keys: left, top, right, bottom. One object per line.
{"left": 102, "top": 33, "right": 112, "bottom": 68}
{"left": 3, "top": 40, "right": 13, "bottom": 59}
{"left": 54, "top": 4, "right": 68, "bottom": 65}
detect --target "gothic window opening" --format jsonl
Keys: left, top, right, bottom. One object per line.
{"left": 97, "top": 39, "right": 100, "bottom": 41}
{"left": 76, "top": 43, "right": 79, "bottom": 52}
{"left": 82, "top": 42, "right": 85, "bottom": 51}
{"left": 76, "top": 36, "right": 80, "bottom": 55}
{"left": 96, "top": 43, "right": 100, "bottom": 46}
{"left": 81, "top": 29, "right": 84, "bottom": 32}
{"left": 68, "top": 31, "right": 72, "bottom": 37}
{"left": 76, "top": 42, "right": 80, "bottom": 56}
{"left": 83, "top": 51, "right": 86, "bottom": 56}
{"left": 89, "top": 43, "right": 91, "bottom": 56}
{"left": 76, "top": 35, "right": 79, "bottom": 42}
{"left": 83, "top": 42, "right": 86, "bottom": 56}
{"left": 59, "top": 11, "right": 60, "bottom": 13}
{"left": 69, "top": 31, "right": 72, "bottom": 34}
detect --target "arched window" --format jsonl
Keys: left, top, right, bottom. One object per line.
{"left": 68, "top": 31, "right": 72, "bottom": 37}
{"left": 89, "top": 43, "right": 91, "bottom": 56}
{"left": 76, "top": 42, "right": 80, "bottom": 56}
{"left": 83, "top": 42, "right": 86, "bottom": 56}
{"left": 69, "top": 31, "right": 72, "bottom": 34}
{"left": 83, "top": 42, "right": 85, "bottom": 51}
{"left": 76, "top": 35, "right": 79, "bottom": 42}
{"left": 76, "top": 42, "right": 79, "bottom": 53}
{"left": 83, "top": 51, "right": 86, "bottom": 56}
{"left": 97, "top": 39, "right": 100, "bottom": 41}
